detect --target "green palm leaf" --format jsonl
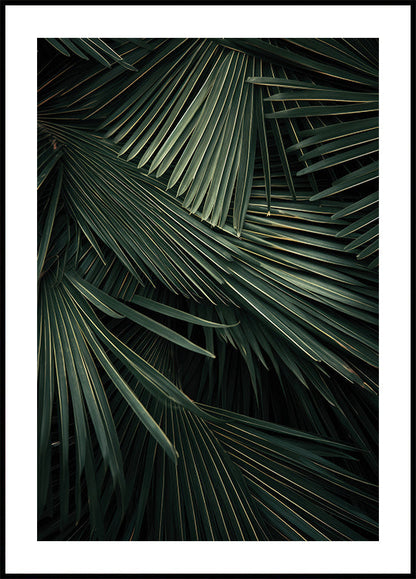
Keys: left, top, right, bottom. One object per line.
{"left": 38, "top": 36, "right": 379, "bottom": 541}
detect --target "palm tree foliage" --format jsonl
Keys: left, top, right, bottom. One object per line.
{"left": 38, "top": 37, "right": 378, "bottom": 541}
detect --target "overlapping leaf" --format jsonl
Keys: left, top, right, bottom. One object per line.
{"left": 38, "top": 37, "right": 379, "bottom": 541}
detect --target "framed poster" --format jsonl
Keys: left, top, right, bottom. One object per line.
{"left": 3, "top": 2, "right": 413, "bottom": 576}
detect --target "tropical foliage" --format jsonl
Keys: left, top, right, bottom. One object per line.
{"left": 38, "top": 37, "right": 378, "bottom": 541}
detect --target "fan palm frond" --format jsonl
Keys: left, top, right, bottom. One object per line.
{"left": 38, "top": 37, "right": 379, "bottom": 541}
